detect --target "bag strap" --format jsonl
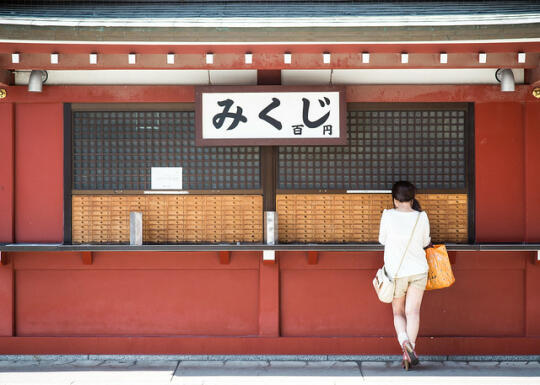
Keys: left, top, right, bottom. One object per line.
{"left": 393, "top": 212, "right": 421, "bottom": 280}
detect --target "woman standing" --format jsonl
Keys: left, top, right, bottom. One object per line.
{"left": 378, "top": 181, "right": 431, "bottom": 370}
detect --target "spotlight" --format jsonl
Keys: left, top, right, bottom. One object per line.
{"left": 28, "top": 70, "right": 48, "bottom": 93}
{"left": 495, "top": 68, "right": 515, "bottom": 92}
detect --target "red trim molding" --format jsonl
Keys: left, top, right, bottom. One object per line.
{"left": 1, "top": 84, "right": 538, "bottom": 105}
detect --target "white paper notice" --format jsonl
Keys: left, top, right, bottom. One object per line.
{"left": 151, "top": 167, "right": 182, "bottom": 190}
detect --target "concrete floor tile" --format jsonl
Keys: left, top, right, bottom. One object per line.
{"left": 467, "top": 361, "right": 500, "bottom": 366}
{"left": 68, "top": 360, "right": 105, "bottom": 367}
{"left": 97, "top": 360, "right": 136, "bottom": 368}
{"left": 224, "top": 360, "right": 268, "bottom": 369}
{"left": 133, "top": 359, "right": 179, "bottom": 369}
{"left": 0, "top": 361, "right": 41, "bottom": 368}
{"left": 269, "top": 361, "right": 308, "bottom": 368}
{"left": 498, "top": 361, "right": 530, "bottom": 367}
{"left": 178, "top": 360, "right": 225, "bottom": 368}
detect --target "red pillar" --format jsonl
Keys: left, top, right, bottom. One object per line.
{"left": 0, "top": 262, "right": 14, "bottom": 336}
{"left": 0, "top": 103, "right": 14, "bottom": 243}
{"left": 257, "top": 70, "right": 281, "bottom": 337}
{"left": 14, "top": 103, "right": 64, "bottom": 242}
{"left": 258, "top": 255, "right": 280, "bottom": 337}
{"left": 526, "top": 254, "right": 540, "bottom": 336}
{"left": 524, "top": 101, "right": 540, "bottom": 242}
{"left": 475, "top": 102, "right": 525, "bottom": 242}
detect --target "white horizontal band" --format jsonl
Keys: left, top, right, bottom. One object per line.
{"left": 2, "top": 14, "right": 540, "bottom": 28}
{"left": 143, "top": 190, "right": 189, "bottom": 194}
{"left": 347, "top": 190, "right": 392, "bottom": 194}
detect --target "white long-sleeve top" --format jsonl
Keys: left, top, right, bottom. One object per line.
{"left": 378, "top": 209, "right": 431, "bottom": 278}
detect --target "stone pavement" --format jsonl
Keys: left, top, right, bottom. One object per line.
{"left": 0, "top": 355, "right": 539, "bottom": 385}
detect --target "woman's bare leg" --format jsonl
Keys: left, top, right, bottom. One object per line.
{"left": 404, "top": 285, "right": 425, "bottom": 346}
{"left": 391, "top": 295, "right": 407, "bottom": 345}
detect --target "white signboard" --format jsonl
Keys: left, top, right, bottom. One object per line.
{"left": 196, "top": 86, "right": 346, "bottom": 146}
{"left": 151, "top": 167, "right": 182, "bottom": 190}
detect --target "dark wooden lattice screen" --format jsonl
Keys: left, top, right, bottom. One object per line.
{"left": 279, "top": 104, "right": 468, "bottom": 190}
{"left": 72, "top": 111, "right": 260, "bottom": 191}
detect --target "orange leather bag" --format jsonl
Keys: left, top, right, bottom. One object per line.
{"left": 425, "top": 244, "right": 455, "bottom": 290}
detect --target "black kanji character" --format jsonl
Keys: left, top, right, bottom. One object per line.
{"left": 258, "top": 97, "right": 282, "bottom": 130}
{"left": 302, "top": 97, "right": 331, "bottom": 128}
{"left": 323, "top": 125, "right": 333, "bottom": 135}
{"left": 212, "top": 99, "right": 247, "bottom": 130}
{"left": 292, "top": 124, "right": 304, "bottom": 135}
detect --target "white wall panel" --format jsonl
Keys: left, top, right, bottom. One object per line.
{"left": 14, "top": 70, "right": 257, "bottom": 85}
{"left": 282, "top": 68, "right": 524, "bottom": 85}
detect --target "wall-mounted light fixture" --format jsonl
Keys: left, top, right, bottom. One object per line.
{"left": 28, "top": 70, "right": 48, "bottom": 93}
{"left": 89, "top": 53, "right": 98, "bottom": 64}
{"left": 245, "top": 52, "right": 253, "bottom": 64}
{"left": 284, "top": 52, "right": 292, "bottom": 64}
{"left": 495, "top": 68, "right": 515, "bottom": 92}
{"left": 206, "top": 53, "right": 214, "bottom": 64}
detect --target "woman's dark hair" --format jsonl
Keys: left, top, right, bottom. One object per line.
{"left": 391, "top": 181, "right": 422, "bottom": 211}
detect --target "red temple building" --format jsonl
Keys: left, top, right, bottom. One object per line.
{"left": 0, "top": 0, "right": 539, "bottom": 355}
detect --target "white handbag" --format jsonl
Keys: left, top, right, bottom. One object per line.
{"left": 373, "top": 266, "right": 395, "bottom": 303}
{"left": 373, "top": 212, "right": 420, "bottom": 303}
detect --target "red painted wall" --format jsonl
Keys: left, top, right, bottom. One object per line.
{"left": 0, "top": 250, "right": 537, "bottom": 354}
{"left": 0, "top": 104, "right": 14, "bottom": 242}
{"left": 15, "top": 103, "right": 63, "bottom": 243}
{"left": 475, "top": 102, "right": 525, "bottom": 242}
{"left": 525, "top": 102, "right": 540, "bottom": 242}
{"left": 14, "top": 251, "right": 259, "bottom": 336}
{"left": 1, "top": 84, "right": 540, "bottom": 355}
{"left": 281, "top": 251, "right": 527, "bottom": 338}
{"left": 0, "top": 263, "right": 13, "bottom": 336}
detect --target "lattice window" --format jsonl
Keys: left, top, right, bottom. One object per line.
{"left": 72, "top": 110, "right": 260, "bottom": 190}
{"left": 278, "top": 105, "right": 468, "bottom": 190}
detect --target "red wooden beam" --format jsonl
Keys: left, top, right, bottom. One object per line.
{"left": 1, "top": 84, "right": 536, "bottom": 105}
{"left": 1, "top": 41, "right": 539, "bottom": 70}
{"left": 0, "top": 252, "right": 9, "bottom": 265}
{"left": 1, "top": 51, "right": 537, "bottom": 71}
{"left": 218, "top": 250, "right": 230, "bottom": 265}
{"left": 0, "top": 70, "right": 13, "bottom": 86}
{"left": 307, "top": 250, "right": 318, "bottom": 265}
{"left": 81, "top": 252, "right": 93, "bottom": 265}
{"left": 525, "top": 62, "right": 540, "bottom": 86}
